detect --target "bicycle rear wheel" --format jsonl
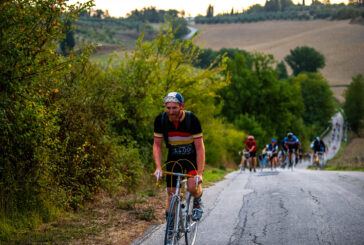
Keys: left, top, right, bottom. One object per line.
{"left": 185, "top": 194, "right": 198, "bottom": 245}
{"left": 165, "top": 196, "right": 180, "bottom": 245}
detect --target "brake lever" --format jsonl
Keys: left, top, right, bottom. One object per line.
{"left": 195, "top": 175, "right": 199, "bottom": 192}
{"left": 156, "top": 170, "right": 161, "bottom": 188}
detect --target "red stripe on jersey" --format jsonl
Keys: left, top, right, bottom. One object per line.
{"left": 168, "top": 132, "right": 191, "bottom": 137}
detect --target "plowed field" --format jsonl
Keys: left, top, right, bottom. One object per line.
{"left": 193, "top": 20, "right": 364, "bottom": 102}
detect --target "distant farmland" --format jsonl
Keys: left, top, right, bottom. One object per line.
{"left": 193, "top": 20, "right": 364, "bottom": 102}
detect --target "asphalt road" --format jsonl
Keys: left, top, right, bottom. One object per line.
{"left": 134, "top": 113, "right": 364, "bottom": 245}
{"left": 135, "top": 170, "right": 364, "bottom": 245}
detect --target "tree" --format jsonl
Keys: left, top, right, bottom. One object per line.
{"left": 217, "top": 52, "right": 305, "bottom": 146}
{"left": 94, "top": 9, "right": 105, "bottom": 19}
{"left": 247, "top": 4, "right": 264, "bottom": 13}
{"left": 285, "top": 46, "right": 326, "bottom": 76}
{"left": 344, "top": 75, "right": 364, "bottom": 135}
{"left": 207, "top": 4, "right": 214, "bottom": 17}
{"left": 276, "top": 61, "right": 288, "bottom": 79}
{"left": 172, "top": 18, "right": 190, "bottom": 39}
{"left": 281, "top": 0, "right": 294, "bottom": 10}
{"left": 295, "top": 73, "right": 336, "bottom": 135}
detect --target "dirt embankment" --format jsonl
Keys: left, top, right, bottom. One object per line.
{"left": 192, "top": 20, "right": 364, "bottom": 102}
{"left": 329, "top": 136, "right": 364, "bottom": 169}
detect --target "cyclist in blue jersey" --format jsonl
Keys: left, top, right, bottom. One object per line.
{"left": 283, "top": 132, "right": 300, "bottom": 168}
{"left": 266, "top": 139, "right": 279, "bottom": 170}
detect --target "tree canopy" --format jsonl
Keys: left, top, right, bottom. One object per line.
{"left": 344, "top": 75, "right": 364, "bottom": 135}
{"left": 285, "top": 46, "right": 326, "bottom": 76}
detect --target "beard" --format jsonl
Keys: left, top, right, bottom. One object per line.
{"left": 167, "top": 111, "right": 181, "bottom": 121}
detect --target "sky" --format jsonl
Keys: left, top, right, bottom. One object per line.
{"left": 69, "top": 0, "right": 349, "bottom": 18}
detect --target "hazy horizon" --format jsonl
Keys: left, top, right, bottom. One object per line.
{"left": 69, "top": 0, "right": 349, "bottom": 18}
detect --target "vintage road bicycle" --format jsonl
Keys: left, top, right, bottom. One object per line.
{"left": 155, "top": 161, "right": 200, "bottom": 245}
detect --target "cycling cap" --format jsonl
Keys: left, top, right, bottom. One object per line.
{"left": 316, "top": 136, "right": 320, "bottom": 141}
{"left": 287, "top": 132, "right": 293, "bottom": 137}
{"left": 248, "top": 136, "right": 254, "bottom": 140}
{"left": 163, "top": 92, "right": 184, "bottom": 104}
{"left": 271, "top": 139, "right": 276, "bottom": 143}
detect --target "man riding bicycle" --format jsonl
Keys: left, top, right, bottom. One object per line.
{"left": 283, "top": 132, "right": 300, "bottom": 168}
{"left": 153, "top": 92, "right": 205, "bottom": 229}
{"left": 311, "top": 136, "right": 326, "bottom": 164}
{"left": 266, "top": 139, "right": 279, "bottom": 170}
{"left": 245, "top": 136, "right": 257, "bottom": 172}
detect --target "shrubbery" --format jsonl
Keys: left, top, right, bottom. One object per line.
{"left": 344, "top": 75, "right": 364, "bottom": 135}
{"left": 0, "top": 0, "right": 232, "bottom": 239}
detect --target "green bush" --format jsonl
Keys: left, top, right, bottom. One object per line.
{"left": 344, "top": 75, "right": 364, "bottom": 135}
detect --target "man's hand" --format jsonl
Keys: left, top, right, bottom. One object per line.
{"left": 154, "top": 169, "right": 162, "bottom": 181}
{"left": 197, "top": 174, "right": 203, "bottom": 184}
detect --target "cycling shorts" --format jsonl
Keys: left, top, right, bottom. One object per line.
{"left": 248, "top": 151, "right": 257, "bottom": 158}
{"left": 165, "top": 159, "right": 198, "bottom": 187}
{"left": 270, "top": 153, "right": 278, "bottom": 159}
{"left": 287, "top": 144, "right": 299, "bottom": 153}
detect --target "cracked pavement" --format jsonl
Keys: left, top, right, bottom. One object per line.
{"left": 134, "top": 113, "right": 364, "bottom": 245}
{"left": 134, "top": 169, "right": 364, "bottom": 245}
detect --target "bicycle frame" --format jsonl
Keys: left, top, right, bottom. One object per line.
{"left": 314, "top": 151, "right": 325, "bottom": 169}
{"left": 159, "top": 171, "right": 199, "bottom": 245}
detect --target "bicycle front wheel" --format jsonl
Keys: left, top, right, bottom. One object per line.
{"left": 165, "top": 196, "right": 180, "bottom": 245}
{"left": 185, "top": 194, "right": 198, "bottom": 245}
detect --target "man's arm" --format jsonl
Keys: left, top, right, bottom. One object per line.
{"left": 194, "top": 137, "right": 205, "bottom": 183}
{"left": 153, "top": 137, "right": 163, "bottom": 178}
{"left": 250, "top": 142, "right": 257, "bottom": 152}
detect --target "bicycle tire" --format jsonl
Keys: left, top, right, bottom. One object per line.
{"left": 165, "top": 196, "right": 180, "bottom": 245}
{"left": 185, "top": 194, "right": 198, "bottom": 245}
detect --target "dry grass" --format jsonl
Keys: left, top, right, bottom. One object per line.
{"left": 192, "top": 20, "right": 364, "bottom": 102}
{"left": 328, "top": 137, "right": 364, "bottom": 170}
{"left": 18, "top": 190, "right": 167, "bottom": 245}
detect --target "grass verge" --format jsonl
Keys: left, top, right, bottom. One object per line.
{"left": 325, "top": 139, "right": 364, "bottom": 171}
{"left": 4, "top": 165, "right": 233, "bottom": 244}
{"left": 325, "top": 166, "right": 364, "bottom": 171}
{"left": 203, "top": 166, "right": 234, "bottom": 187}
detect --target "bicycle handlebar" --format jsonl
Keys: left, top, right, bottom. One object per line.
{"left": 163, "top": 171, "right": 196, "bottom": 178}
{"left": 154, "top": 170, "right": 199, "bottom": 188}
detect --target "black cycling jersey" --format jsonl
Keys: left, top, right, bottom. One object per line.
{"left": 154, "top": 110, "right": 203, "bottom": 187}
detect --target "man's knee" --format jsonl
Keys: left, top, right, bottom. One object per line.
{"left": 187, "top": 183, "right": 202, "bottom": 196}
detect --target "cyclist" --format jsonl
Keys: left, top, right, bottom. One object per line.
{"left": 245, "top": 136, "right": 257, "bottom": 172}
{"left": 266, "top": 139, "right": 279, "bottom": 170}
{"left": 284, "top": 132, "right": 300, "bottom": 168}
{"left": 153, "top": 92, "right": 205, "bottom": 229}
{"left": 280, "top": 138, "right": 288, "bottom": 168}
{"left": 311, "top": 136, "right": 326, "bottom": 165}
{"left": 239, "top": 146, "right": 250, "bottom": 172}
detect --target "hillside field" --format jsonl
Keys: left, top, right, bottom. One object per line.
{"left": 193, "top": 20, "right": 364, "bottom": 102}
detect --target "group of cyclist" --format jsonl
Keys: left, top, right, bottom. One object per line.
{"left": 240, "top": 132, "right": 307, "bottom": 171}
{"left": 239, "top": 132, "right": 328, "bottom": 171}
